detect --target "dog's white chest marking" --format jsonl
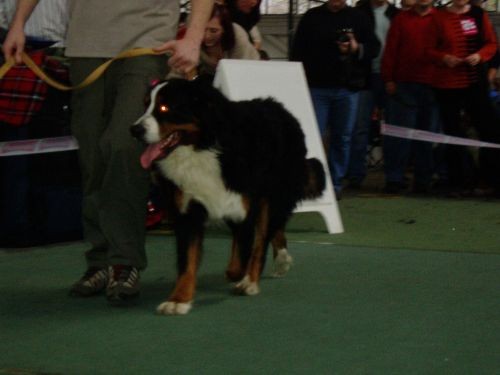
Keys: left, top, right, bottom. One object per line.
{"left": 157, "top": 146, "right": 246, "bottom": 221}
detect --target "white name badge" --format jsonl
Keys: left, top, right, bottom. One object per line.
{"left": 460, "top": 18, "right": 478, "bottom": 36}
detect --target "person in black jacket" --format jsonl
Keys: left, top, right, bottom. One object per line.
{"left": 347, "top": 0, "right": 399, "bottom": 190}
{"left": 291, "top": 0, "right": 380, "bottom": 197}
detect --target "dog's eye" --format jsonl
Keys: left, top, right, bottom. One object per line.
{"left": 159, "top": 104, "right": 169, "bottom": 113}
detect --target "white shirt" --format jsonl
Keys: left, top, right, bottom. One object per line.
{"left": 372, "top": 3, "right": 390, "bottom": 73}
{"left": 0, "top": 0, "right": 69, "bottom": 47}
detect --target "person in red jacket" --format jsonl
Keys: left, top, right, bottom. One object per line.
{"left": 426, "top": 0, "right": 500, "bottom": 196}
{"left": 380, "top": 0, "right": 439, "bottom": 194}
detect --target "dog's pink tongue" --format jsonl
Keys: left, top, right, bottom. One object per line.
{"left": 140, "top": 143, "right": 164, "bottom": 169}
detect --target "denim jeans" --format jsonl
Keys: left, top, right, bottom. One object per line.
{"left": 310, "top": 87, "right": 360, "bottom": 193}
{"left": 383, "top": 82, "right": 439, "bottom": 187}
{"left": 348, "top": 73, "right": 386, "bottom": 183}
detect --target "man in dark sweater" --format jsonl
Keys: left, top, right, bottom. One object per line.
{"left": 291, "top": 0, "right": 380, "bottom": 197}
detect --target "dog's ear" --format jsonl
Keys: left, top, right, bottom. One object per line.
{"left": 190, "top": 75, "right": 226, "bottom": 107}
{"left": 187, "top": 76, "right": 228, "bottom": 128}
{"left": 190, "top": 75, "right": 215, "bottom": 102}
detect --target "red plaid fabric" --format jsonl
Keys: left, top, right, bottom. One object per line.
{"left": 0, "top": 50, "right": 68, "bottom": 127}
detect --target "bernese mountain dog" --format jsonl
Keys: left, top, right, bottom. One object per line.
{"left": 131, "top": 78, "right": 326, "bottom": 315}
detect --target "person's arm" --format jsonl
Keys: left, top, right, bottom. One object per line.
{"left": 154, "top": 0, "right": 214, "bottom": 75}
{"left": 2, "top": 0, "right": 39, "bottom": 63}
{"left": 425, "top": 13, "right": 463, "bottom": 68}
{"left": 290, "top": 12, "right": 311, "bottom": 62}
{"left": 229, "top": 23, "right": 260, "bottom": 60}
{"left": 381, "top": 15, "right": 400, "bottom": 94}
{"left": 465, "top": 12, "right": 498, "bottom": 66}
{"left": 249, "top": 25, "right": 262, "bottom": 50}
{"left": 355, "top": 10, "right": 381, "bottom": 62}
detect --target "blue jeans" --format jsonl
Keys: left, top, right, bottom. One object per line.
{"left": 310, "top": 87, "right": 360, "bottom": 193}
{"left": 348, "top": 73, "right": 386, "bottom": 183}
{"left": 383, "top": 82, "right": 439, "bottom": 187}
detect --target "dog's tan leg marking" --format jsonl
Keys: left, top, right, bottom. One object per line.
{"left": 271, "top": 229, "right": 293, "bottom": 278}
{"left": 174, "top": 189, "right": 184, "bottom": 208}
{"left": 157, "top": 234, "right": 201, "bottom": 316}
{"left": 234, "top": 200, "right": 269, "bottom": 296}
{"left": 226, "top": 195, "right": 250, "bottom": 282}
{"left": 226, "top": 238, "right": 244, "bottom": 282}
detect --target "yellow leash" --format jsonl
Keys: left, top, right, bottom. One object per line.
{"left": 0, "top": 47, "right": 196, "bottom": 90}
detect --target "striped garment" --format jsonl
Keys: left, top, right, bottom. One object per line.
{"left": 0, "top": 0, "right": 68, "bottom": 46}
{"left": 426, "top": 6, "right": 498, "bottom": 89}
{"left": 0, "top": 50, "right": 68, "bottom": 126}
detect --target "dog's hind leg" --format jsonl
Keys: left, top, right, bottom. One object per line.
{"left": 157, "top": 201, "right": 207, "bottom": 316}
{"left": 225, "top": 220, "right": 254, "bottom": 282}
{"left": 271, "top": 229, "right": 293, "bottom": 278}
{"left": 234, "top": 199, "right": 270, "bottom": 296}
{"left": 226, "top": 237, "right": 245, "bottom": 282}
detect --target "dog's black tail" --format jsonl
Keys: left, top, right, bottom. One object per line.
{"left": 302, "top": 158, "right": 326, "bottom": 199}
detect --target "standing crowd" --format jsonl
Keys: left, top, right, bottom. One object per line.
{"left": 292, "top": 0, "right": 500, "bottom": 199}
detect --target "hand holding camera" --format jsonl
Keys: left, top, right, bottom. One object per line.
{"left": 336, "top": 28, "right": 358, "bottom": 55}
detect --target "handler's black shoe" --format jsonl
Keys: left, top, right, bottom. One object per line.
{"left": 106, "top": 265, "right": 140, "bottom": 305}
{"left": 69, "top": 267, "right": 108, "bottom": 297}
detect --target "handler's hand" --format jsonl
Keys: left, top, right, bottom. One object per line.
{"left": 2, "top": 25, "right": 26, "bottom": 64}
{"left": 154, "top": 37, "right": 200, "bottom": 76}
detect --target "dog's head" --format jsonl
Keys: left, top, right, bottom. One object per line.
{"left": 131, "top": 77, "right": 222, "bottom": 169}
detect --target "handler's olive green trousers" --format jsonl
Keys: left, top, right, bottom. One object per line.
{"left": 69, "top": 55, "right": 168, "bottom": 270}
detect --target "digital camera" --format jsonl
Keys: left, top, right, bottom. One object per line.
{"left": 335, "top": 28, "right": 353, "bottom": 43}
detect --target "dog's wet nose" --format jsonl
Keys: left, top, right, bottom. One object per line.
{"left": 130, "top": 124, "right": 145, "bottom": 139}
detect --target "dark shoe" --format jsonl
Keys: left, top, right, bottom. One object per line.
{"left": 383, "top": 181, "right": 408, "bottom": 194}
{"left": 107, "top": 265, "right": 140, "bottom": 305}
{"left": 69, "top": 267, "right": 108, "bottom": 297}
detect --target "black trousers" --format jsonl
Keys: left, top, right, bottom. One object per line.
{"left": 435, "top": 82, "right": 500, "bottom": 190}
{"left": 0, "top": 124, "right": 31, "bottom": 245}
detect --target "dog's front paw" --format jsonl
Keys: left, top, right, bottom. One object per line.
{"left": 156, "top": 301, "right": 193, "bottom": 315}
{"left": 272, "top": 248, "right": 293, "bottom": 277}
{"left": 233, "top": 275, "right": 260, "bottom": 296}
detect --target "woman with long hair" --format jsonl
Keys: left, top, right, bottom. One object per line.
{"left": 199, "top": 3, "right": 260, "bottom": 76}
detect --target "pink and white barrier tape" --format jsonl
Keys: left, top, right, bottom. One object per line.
{"left": 381, "top": 123, "right": 500, "bottom": 149}
{"left": 0, "top": 136, "right": 78, "bottom": 157}
{"left": 1, "top": 123, "right": 499, "bottom": 157}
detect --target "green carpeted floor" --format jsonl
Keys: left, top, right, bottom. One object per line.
{"left": 288, "top": 196, "right": 500, "bottom": 254}
{"left": 1, "top": 195, "right": 499, "bottom": 375}
{"left": 204, "top": 195, "right": 500, "bottom": 254}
